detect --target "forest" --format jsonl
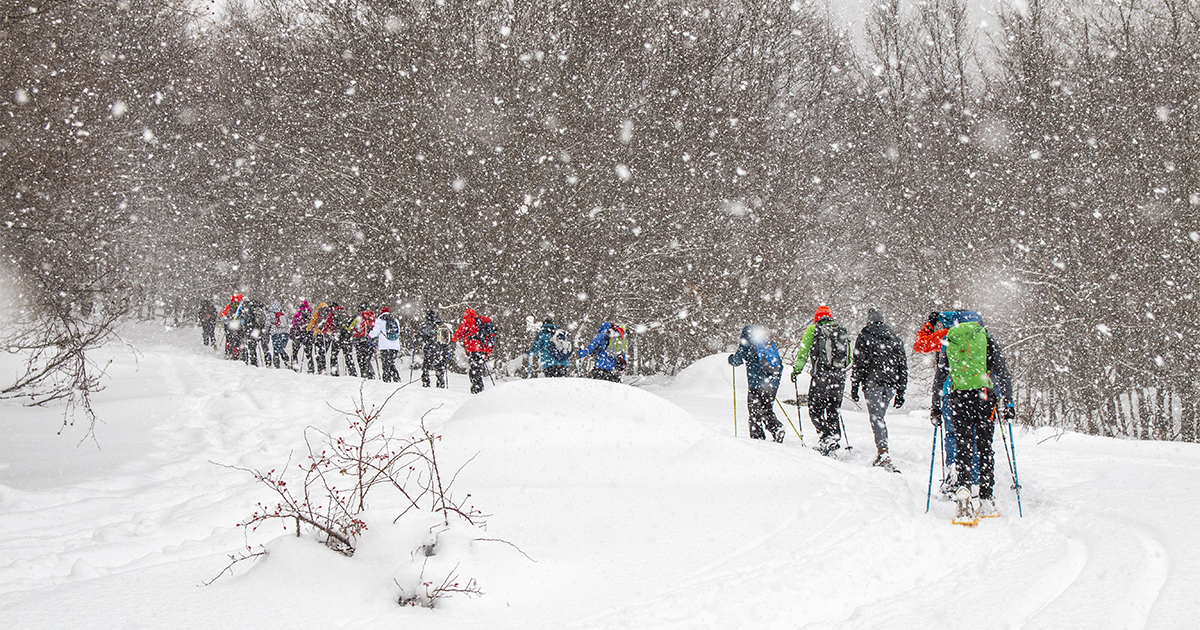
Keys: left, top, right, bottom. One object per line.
{"left": 2, "top": 0, "right": 1197, "bottom": 440}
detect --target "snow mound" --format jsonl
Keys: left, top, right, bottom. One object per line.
{"left": 439, "top": 378, "right": 711, "bottom": 486}
{"left": 664, "top": 353, "right": 735, "bottom": 394}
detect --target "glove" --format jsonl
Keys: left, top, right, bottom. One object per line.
{"left": 930, "top": 407, "right": 941, "bottom": 427}
{"left": 894, "top": 393, "right": 905, "bottom": 408}
{"left": 1002, "top": 404, "right": 1016, "bottom": 422}
{"left": 790, "top": 371, "right": 799, "bottom": 383}
{"left": 849, "top": 386, "right": 859, "bottom": 403}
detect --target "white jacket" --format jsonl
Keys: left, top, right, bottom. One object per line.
{"left": 369, "top": 314, "right": 403, "bottom": 351}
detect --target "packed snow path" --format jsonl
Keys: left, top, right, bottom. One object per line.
{"left": 1, "top": 326, "right": 1195, "bottom": 629}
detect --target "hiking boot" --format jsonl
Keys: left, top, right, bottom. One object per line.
{"left": 817, "top": 437, "right": 840, "bottom": 457}
{"left": 953, "top": 486, "right": 978, "bottom": 526}
{"left": 977, "top": 498, "right": 1000, "bottom": 518}
{"left": 771, "top": 426, "right": 786, "bottom": 443}
{"left": 872, "top": 451, "right": 899, "bottom": 473}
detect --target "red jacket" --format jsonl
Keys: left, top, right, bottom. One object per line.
{"left": 451, "top": 308, "right": 488, "bottom": 353}
{"left": 354, "top": 310, "right": 376, "bottom": 339}
{"left": 912, "top": 321, "right": 948, "bottom": 354}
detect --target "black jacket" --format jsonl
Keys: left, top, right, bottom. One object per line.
{"left": 850, "top": 321, "right": 908, "bottom": 393}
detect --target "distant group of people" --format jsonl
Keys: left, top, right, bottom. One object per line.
{"left": 729, "top": 305, "right": 1015, "bottom": 524}
{"left": 198, "top": 295, "right": 632, "bottom": 395}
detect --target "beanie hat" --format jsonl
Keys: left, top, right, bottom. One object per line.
{"left": 380, "top": 307, "right": 391, "bottom": 314}
{"left": 867, "top": 308, "right": 884, "bottom": 324}
{"left": 814, "top": 305, "right": 832, "bottom": 322}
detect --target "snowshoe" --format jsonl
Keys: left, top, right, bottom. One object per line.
{"left": 771, "top": 426, "right": 786, "bottom": 443}
{"left": 952, "top": 486, "right": 978, "bottom": 527}
{"left": 976, "top": 498, "right": 1000, "bottom": 519}
{"left": 816, "top": 437, "right": 840, "bottom": 457}
{"left": 872, "top": 453, "right": 900, "bottom": 474}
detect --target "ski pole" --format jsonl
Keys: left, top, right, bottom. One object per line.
{"left": 776, "top": 397, "right": 805, "bottom": 446}
{"left": 731, "top": 366, "right": 738, "bottom": 437}
{"left": 484, "top": 359, "right": 496, "bottom": 385}
{"left": 926, "top": 421, "right": 940, "bottom": 514}
{"left": 409, "top": 342, "right": 417, "bottom": 383}
{"left": 1003, "top": 417, "right": 1024, "bottom": 517}
{"left": 839, "top": 416, "right": 853, "bottom": 451}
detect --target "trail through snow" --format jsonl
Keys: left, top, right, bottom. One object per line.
{"left": 1, "top": 325, "right": 1195, "bottom": 629}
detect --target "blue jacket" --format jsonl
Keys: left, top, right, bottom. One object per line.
{"left": 578, "top": 322, "right": 625, "bottom": 371}
{"left": 728, "top": 325, "right": 782, "bottom": 391}
{"left": 528, "top": 322, "right": 570, "bottom": 367}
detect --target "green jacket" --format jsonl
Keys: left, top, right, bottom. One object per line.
{"left": 791, "top": 319, "right": 853, "bottom": 376}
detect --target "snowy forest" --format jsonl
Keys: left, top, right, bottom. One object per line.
{"left": 2, "top": 0, "right": 1198, "bottom": 440}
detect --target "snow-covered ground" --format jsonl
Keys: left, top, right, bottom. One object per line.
{"left": 2, "top": 324, "right": 1196, "bottom": 629}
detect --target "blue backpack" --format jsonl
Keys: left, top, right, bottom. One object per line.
{"left": 754, "top": 338, "right": 782, "bottom": 376}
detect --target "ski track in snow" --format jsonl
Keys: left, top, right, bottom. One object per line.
{"left": 0, "top": 326, "right": 1195, "bottom": 629}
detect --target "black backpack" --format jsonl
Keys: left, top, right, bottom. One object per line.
{"left": 475, "top": 317, "right": 498, "bottom": 352}
{"left": 811, "top": 320, "right": 852, "bottom": 371}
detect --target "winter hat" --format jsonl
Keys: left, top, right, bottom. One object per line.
{"left": 814, "top": 305, "right": 832, "bottom": 322}
{"left": 300, "top": 299, "right": 310, "bottom": 309}
{"left": 380, "top": 307, "right": 391, "bottom": 314}
{"left": 867, "top": 308, "right": 884, "bottom": 324}
{"left": 543, "top": 318, "right": 554, "bottom": 326}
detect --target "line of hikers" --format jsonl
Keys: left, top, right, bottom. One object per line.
{"left": 729, "top": 305, "right": 1015, "bottom": 523}
{"left": 198, "top": 295, "right": 632, "bottom": 394}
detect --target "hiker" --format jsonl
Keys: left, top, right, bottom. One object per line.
{"left": 931, "top": 312, "right": 1015, "bottom": 522}
{"left": 219, "top": 293, "right": 246, "bottom": 360}
{"left": 291, "top": 300, "right": 315, "bottom": 373}
{"left": 915, "top": 310, "right": 985, "bottom": 494}
{"left": 528, "top": 318, "right": 572, "bottom": 378}
{"left": 329, "top": 302, "right": 355, "bottom": 377}
{"left": 728, "top": 325, "right": 785, "bottom": 442}
{"left": 415, "top": 310, "right": 452, "bottom": 388}
{"left": 578, "top": 322, "right": 627, "bottom": 383}
{"left": 849, "top": 308, "right": 907, "bottom": 472}
{"left": 790, "top": 305, "right": 853, "bottom": 456}
{"left": 242, "top": 299, "right": 267, "bottom": 367}
{"left": 351, "top": 303, "right": 376, "bottom": 379}
{"left": 451, "top": 308, "right": 495, "bottom": 394}
{"left": 369, "top": 306, "right": 402, "bottom": 383}
{"left": 198, "top": 299, "right": 218, "bottom": 348}
{"left": 266, "top": 300, "right": 291, "bottom": 369}
{"left": 308, "top": 301, "right": 333, "bottom": 375}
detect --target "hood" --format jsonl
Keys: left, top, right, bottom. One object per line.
{"left": 299, "top": 299, "right": 310, "bottom": 309}
{"left": 867, "top": 307, "right": 884, "bottom": 324}
{"left": 739, "top": 325, "right": 768, "bottom": 345}
{"left": 814, "top": 305, "right": 832, "bottom": 322}
{"left": 425, "top": 310, "right": 440, "bottom": 325}
{"left": 269, "top": 300, "right": 282, "bottom": 312}
{"left": 464, "top": 308, "right": 477, "bottom": 319}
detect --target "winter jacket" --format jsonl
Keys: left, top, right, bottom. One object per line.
{"left": 331, "top": 305, "right": 352, "bottom": 340}
{"left": 931, "top": 327, "right": 1014, "bottom": 411}
{"left": 199, "top": 300, "right": 217, "bottom": 324}
{"left": 791, "top": 317, "right": 852, "bottom": 378}
{"left": 291, "top": 301, "right": 313, "bottom": 337}
{"left": 369, "top": 313, "right": 403, "bottom": 351}
{"left": 577, "top": 322, "right": 626, "bottom": 371}
{"left": 851, "top": 321, "right": 908, "bottom": 393}
{"left": 528, "top": 322, "right": 571, "bottom": 368}
{"left": 266, "top": 301, "right": 290, "bottom": 337}
{"left": 243, "top": 300, "right": 267, "bottom": 336}
{"left": 451, "top": 308, "right": 490, "bottom": 354}
{"left": 220, "top": 299, "right": 244, "bottom": 320}
{"left": 352, "top": 309, "right": 376, "bottom": 339}
{"left": 728, "top": 325, "right": 782, "bottom": 391}
{"left": 415, "top": 311, "right": 451, "bottom": 364}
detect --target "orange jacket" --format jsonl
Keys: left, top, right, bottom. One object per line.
{"left": 912, "top": 321, "right": 947, "bottom": 354}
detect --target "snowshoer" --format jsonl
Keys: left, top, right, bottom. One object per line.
{"left": 578, "top": 322, "right": 627, "bottom": 383}
{"left": 790, "top": 305, "right": 852, "bottom": 456}
{"left": 351, "top": 303, "right": 376, "bottom": 379}
{"left": 198, "top": 299, "right": 218, "bottom": 348}
{"left": 451, "top": 308, "right": 492, "bottom": 394}
{"left": 308, "top": 301, "right": 332, "bottom": 375}
{"left": 242, "top": 299, "right": 267, "bottom": 367}
{"left": 369, "top": 306, "right": 402, "bottom": 383}
{"left": 849, "top": 307, "right": 907, "bottom": 472}
{"left": 728, "top": 325, "right": 785, "bottom": 442}
{"left": 931, "top": 312, "right": 1015, "bottom": 524}
{"left": 415, "top": 310, "right": 451, "bottom": 388}
{"left": 265, "top": 300, "right": 290, "bottom": 369}
{"left": 220, "top": 293, "right": 246, "bottom": 360}
{"left": 916, "top": 310, "right": 986, "bottom": 495}
{"left": 528, "top": 318, "right": 572, "bottom": 378}
{"left": 291, "top": 300, "right": 315, "bottom": 373}
{"left": 328, "top": 302, "right": 355, "bottom": 377}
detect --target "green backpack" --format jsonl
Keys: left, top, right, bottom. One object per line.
{"left": 606, "top": 324, "right": 627, "bottom": 355}
{"left": 945, "top": 321, "right": 991, "bottom": 391}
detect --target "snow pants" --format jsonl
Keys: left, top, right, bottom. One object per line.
{"left": 589, "top": 367, "right": 620, "bottom": 383}
{"left": 201, "top": 321, "right": 216, "bottom": 347}
{"left": 948, "top": 388, "right": 996, "bottom": 500}
{"left": 748, "top": 387, "right": 784, "bottom": 442}
{"left": 864, "top": 385, "right": 894, "bottom": 452}
{"left": 245, "top": 332, "right": 265, "bottom": 366}
{"left": 380, "top": 349, "right": 400, "bottom": 383}
{"left": 271, "top": 334, "right": 289, "bottom": 368}
{"left": 421, "top": 348, "right": 447, "bottom": 388}
{"left": 354, "top": 338, "right": 375, "bottom": 379}
{"left": 291, "top": 332, "right": 315, "bottom": 373}
{"left": 312, "top": 335, "right": 331, "bottom": 374}
{"left": 808, "top": 371, "right": 847, "bottom": 443}
{"left": 543, "top": 365, "right": 569, "bottom": 378}
{"left": 330, "top": 335, "right": 355, "bottom": 377}
{"left": 468, "top": 352, "right": 488, "bottom": 393}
